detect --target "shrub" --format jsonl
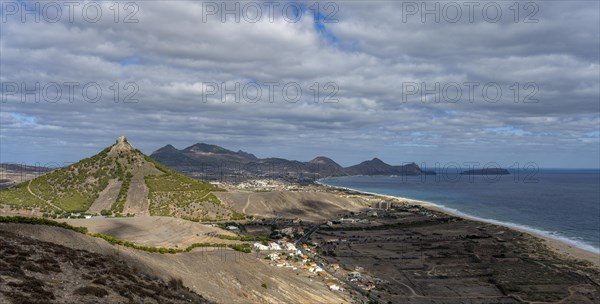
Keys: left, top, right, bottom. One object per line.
{"left": 216, "top": 234, "right": 268, "bottom": 242}
{"left": 0, "top": 216, "right": 88, "bottom": 234}
{"left": 73, "top": 286, "right": 109, "bottom": 298}
{"left": 229, "top": 243, "right": 252, "bottom": 253}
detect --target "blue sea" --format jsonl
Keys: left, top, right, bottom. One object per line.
{"left": 319, "top": 169, "right": 600, "bottom": 254}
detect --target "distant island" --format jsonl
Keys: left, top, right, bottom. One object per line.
{"left": 1, "top": 136, "right": 599, "bottom": 304}
{"left": 460, "top": 168, "right": 510, "bottom": 175}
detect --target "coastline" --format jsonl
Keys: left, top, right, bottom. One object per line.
{"left": 316, "top": 179, "right": 600, "bottom": 269}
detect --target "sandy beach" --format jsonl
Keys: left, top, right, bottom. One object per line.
{"left": 317, "top": 181, "right": 600, "bottom": 269}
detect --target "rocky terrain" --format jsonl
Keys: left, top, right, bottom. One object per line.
{"left": 0, "top": 136, "right": 595, "bottom": 304}
{"left": 0, "top": 222, "right": 349, "bottom": 303}
{"left": 311, "top": 204, "right": 600, "bottom": 303}
{"left": 0, "top": 228, "right": 210, "bottom": 304}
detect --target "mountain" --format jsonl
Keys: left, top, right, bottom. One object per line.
{"left": 153, "top": 143, "right": 257, "bottom": 166}
{"left": 151, "top": 144, "right": 196, "bottom": 166}
{"left": 307, "top": 156, "right": 345, "bottom": 177}
{"left": 308, "top": 156, "right": 343, "bottom": 167}
{"left": 150, "top": 143, "right": 433, "bottom": 182}
{"left": 345, "top": 158, "right": 430, "bottom": 176}
{"left": 0, "top": 136, "right": 242, "bottom": 220}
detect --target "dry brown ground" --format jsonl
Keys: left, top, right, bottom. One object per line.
{"left": 0, "top": 205, "right": 44, "bottom": 217}
{"left": 215, "top": 190, "right": 368, "bottom": 221}
{"left": 87, "top": 179, "right": 121, "bottom": 214}
{"left": 61, "top": 216, "right": 238, "bottom": 248}
{"left": 123, "top": 173, "right": 150, "bottom": 216}
{"left": 0, "top": 223, "right": 349, "bottom": 304}
{"left": 0, "top": 228, "right": 209, "bottom": 304}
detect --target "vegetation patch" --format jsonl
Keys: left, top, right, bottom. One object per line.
{"left": 111, "top": 171, "right": 133, "bottom": 213}
{"left": 0, "top": 216, "right": 88, "bottom": 234}
{"left": 144, "top": 167, "right": 245, "bottom": 221}
{"left": 73, "top": 285, "right": 109, "bottom": 298}
{"left": 0, "top": 183, "right": 43, "bottom": 209}
{"left": 0, "top": 216, "right": 252, "bottom": 255}
{"left": 216, "top": 234, "right": 268, "bottom": 242}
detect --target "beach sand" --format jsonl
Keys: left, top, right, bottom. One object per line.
{"left": 412, "top": 199, "right": 600, "bottom": 269}
{"left": 319, "top": 183, "right": 600, "bottom": 269}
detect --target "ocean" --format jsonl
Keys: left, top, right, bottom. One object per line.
{"left": 319, "top": 169, "right": 600, "bottom": 254}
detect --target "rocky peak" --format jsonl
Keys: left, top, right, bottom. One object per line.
{"left": 109, "top": 135, "right": 135, "bottom": 156}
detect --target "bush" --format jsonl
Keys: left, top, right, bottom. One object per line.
{"left": 229, "top": 243, "right": 252, "bottom": 253}
{"left": 216, "top": 234, "right": 268, "bottom": 242}
{"left": 0, "top": 216, "right": 88, "bottom": 234}
{"left": 261, "top": 283, "right": 267, "bottom": 289}
{"left": 73, "top": 286, "right": 109, "bottom": 298}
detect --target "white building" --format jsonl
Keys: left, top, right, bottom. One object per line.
{"left": 327, "top": 283, "right": 341, "bottom": 291}
{"left": 280, "top": 241, "right": 297, "bottom": 251}
{"left": 268, "top": 242, "right": 282, "bottom": 250}
{"left": 253, "top": 243, "right": 269, "bottom": 251}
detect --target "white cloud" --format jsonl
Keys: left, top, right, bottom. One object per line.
{"left": 0, "top": 0, "right": 598, "bottom": 167}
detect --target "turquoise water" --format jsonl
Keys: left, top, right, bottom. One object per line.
{"left": 319, "top": 169, "right": 600, "bottom": 253}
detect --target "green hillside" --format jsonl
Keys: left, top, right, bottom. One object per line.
{"left": 141, "top": 154, "right": 233, "bottom": 220}
{"left": 0, "top": 136, "right": 239, "bottom": 220}
{"left": 1, "top": 146, "right": 124, "bottom": 213}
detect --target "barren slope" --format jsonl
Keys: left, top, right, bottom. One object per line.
{"left": 123, "top": 173, "right": 150, "bottom": 216}
{"left": 87, "top": 179, "right": 121, "bottom": 214}
{"left": 0, "top": 228, "right": 209, "bottom": 304}
{"left": 61, "top": 216, "right": 237, "bottom": 248}
{"left": 0, "top": 223, "right": 349, "bottom": 304}
{"left": 216, "top": 190, "right": 368, "bottom": 220}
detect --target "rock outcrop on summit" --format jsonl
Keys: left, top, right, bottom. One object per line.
{"left": 0, "top": 137, "right": 242, "bottom": 221}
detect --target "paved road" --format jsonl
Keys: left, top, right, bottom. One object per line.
{"left": 294, "top": 224, "right": 319, "bottom": 246}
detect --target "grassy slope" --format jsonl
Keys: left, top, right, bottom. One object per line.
{"left": 141, "top": 155, "right": 242, "bottom": 221}
{"left": 0, "top": 145, "right": 140, "bottom": 213}
{"left": 0, "top": 182, "right": 41, "bottom": 209}
{"left": 0, "top": 144, "right": 243, "bottom": 220}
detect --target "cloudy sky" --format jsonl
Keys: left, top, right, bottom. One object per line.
{"left": 1, "top": 0, "right": 598, "bottom": 168}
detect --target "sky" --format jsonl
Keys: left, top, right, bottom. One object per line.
{"left": 0, "top": 0, "right": 599, "bottom": 169}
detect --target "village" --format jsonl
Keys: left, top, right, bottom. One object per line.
{"left": 249, "top": 230, "right": 383, "bottom": 295}
{"left": 232, "top": 201, "right": 443, "bottom": 299}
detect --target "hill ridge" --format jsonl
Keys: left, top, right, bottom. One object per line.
{"left": 0, "top": 137, "right": 242, "bottom": 221}
{"left": 151, "top": 143, "right": 433, "bottom": 181}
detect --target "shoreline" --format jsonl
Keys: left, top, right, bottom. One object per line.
{"left": 315, "top": 179, "right": 600, "bottom": 268}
